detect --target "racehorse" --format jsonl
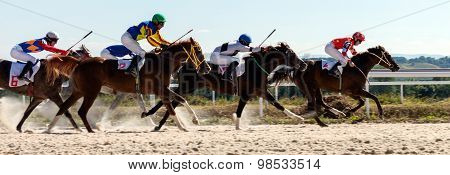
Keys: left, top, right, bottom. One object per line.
{"left": 47, "top": 38, "right": 210, "bottom": 132}
{"left": 0, "top": 46, "right": 90, "bottom": 132}
{"left": 268, "top": 46, "right": 400, "bottom": 127}
{"left": 144, "top": 43, "right": 308, "bottom": 130}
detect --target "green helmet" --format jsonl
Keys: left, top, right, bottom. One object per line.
{"left": 152, "top": 13, "right": 166, "bottom": 23}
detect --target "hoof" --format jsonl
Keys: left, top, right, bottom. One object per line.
{"left": 152, "top": 126, "right": 162, "bottom": 132}
{"left": 192, "top": 119, "right": 200, "bottom": 125}
{"left": 141, "top": 112, "right": 147, "bottom": 118}
{"left": 320, "top": 124, "right": 329, "bottom": 127}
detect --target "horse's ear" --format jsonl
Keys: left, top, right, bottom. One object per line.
{"left": 189, "top": 37, "right": 195, "bottom": 44}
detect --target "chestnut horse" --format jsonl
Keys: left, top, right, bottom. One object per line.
{"left": 47, "top": 38, "right": 210, "bottom": 132}
{"left": 268, "top": 46, "right": 400, "bottom": 127}
{"left": 0, "top": 46, "right": 90, "bottom": 132}
{"left": 144, "top": 43, "right": 308, "bottom": 130}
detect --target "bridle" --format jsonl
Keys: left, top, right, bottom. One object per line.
{"left": 368, "top": 50, "right": 392, "bottom": 68}
{"left": 182, "top": 42, "right": 209, "bottom": 71}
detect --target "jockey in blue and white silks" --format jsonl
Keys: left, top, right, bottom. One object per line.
{"left": 210, "top": 34, "right": 261, "bottom": 80}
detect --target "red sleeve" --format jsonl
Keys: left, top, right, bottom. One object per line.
{"left": 38, "top": 41, "right": 68, "bottom": 55}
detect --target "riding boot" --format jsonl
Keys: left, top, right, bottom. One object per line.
{"left": 223, "top": 61, "right": 239, "bottom": 81}
{"left": 328, "top": 62, "right": 342, "bottom": 78}
{"left": 125, "top": 55, "right": 141, "bottom": 77}
{"left": 18, "top": 61, "right": 33, "bottom": 82}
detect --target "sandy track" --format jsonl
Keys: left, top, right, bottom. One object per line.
{"left": 1, "top": 124, "right": 449, "bottom": 155}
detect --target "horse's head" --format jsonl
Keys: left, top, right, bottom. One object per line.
{"left": 166, "top": 37, "right": 211, "bottom": 75}
{"left": 69, "top": 44, "right": 92, "bottom": 60}
{"left": 367, "top": 46, "right": 400, "bottom": 72}
{"left": 253, "top": 42, "right": 306, "bottom": 72}
{"left": 275, "top": 42, "right": 307, "bottom": 71}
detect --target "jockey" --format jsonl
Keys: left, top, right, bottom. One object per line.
{"left": 10, "top": 31, "right": 69, "bottom": 81}
{"left": 210, "top": 34, "right": 261, "bottom": 81}
{"left": 100, "top": 45, "right": 134, "bottom": 60}
{"left": 325, "top": 32, "right": 365, "bottom": 78}
{"left": 121, "top": 13, "right": 171, "bottom": 77}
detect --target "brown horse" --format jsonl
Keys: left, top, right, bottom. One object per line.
{"left": 268, "top": 46, "right": 400, "bottom": 127}
{"left": 47, "top": 38, "right": 210, "bottom": 133}
{"left": 144, "top": 43, "right": 308, "bottom": 130}
{"left": 0, "top": 46, "right": 90, "bottom": 132}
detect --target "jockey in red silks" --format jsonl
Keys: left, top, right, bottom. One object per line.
{"left": 325, "top": 32, "right": 365, "bottom": 78}
{"left": 121, "top": 13, "right": 170, "bottom": 77}
{"left": 11, "top": 31, "right": 69, "bottom": 81}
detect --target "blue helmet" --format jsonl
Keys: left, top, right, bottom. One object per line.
{"left": 238, "top": 34, "right": 252, "bottom": 46}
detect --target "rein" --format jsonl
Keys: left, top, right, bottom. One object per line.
{"left": 182, "top": 43, "right": 204, "bottom": 70}
{"left": 249, "top": 57, "right": 270, "bottom": 75}
{"left": 353, "top": 50, "right": 391, "bottom": 86}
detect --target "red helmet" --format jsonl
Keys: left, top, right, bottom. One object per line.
{"left": 353, "top": 32, "right": 365, "bottom": 42}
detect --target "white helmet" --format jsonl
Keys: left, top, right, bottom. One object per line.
{"left": 46, "top": 31, "right": 60, "bottom": 40}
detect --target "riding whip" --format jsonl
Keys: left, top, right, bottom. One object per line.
{"left": 66, "top": 31, "right": 93, "bottom": 51}
{"left": 258, "top": 29, "right": 276, "bottom": 47}
{"left": 168, "top": 29, "right": 194, "bottom": 47}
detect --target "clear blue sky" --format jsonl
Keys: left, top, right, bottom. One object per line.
{"left": 1, "top": 0, "right": 449, "bottom": 60}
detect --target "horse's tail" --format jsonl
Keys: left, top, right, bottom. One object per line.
{"left": 45, "top": 55, "right": 81, "bottom": 85}
{"left": 267, "top": 65, "right": 294, "bottom": 85}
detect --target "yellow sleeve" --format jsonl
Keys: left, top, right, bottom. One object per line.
{"left": 157, "top": 31, "right": 171, "bottom": 45}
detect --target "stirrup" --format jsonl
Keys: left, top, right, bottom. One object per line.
{"left": 18, "top": 77, "right": 32, "bottom": 83}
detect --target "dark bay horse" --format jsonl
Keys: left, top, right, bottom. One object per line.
{"left": 0, "top": 47, "right": 90, "bottom": 132}
{"left": 269, "top": 46, "right": 400, "bottom": 127}
{"left": 145, "top": 43, "right": 308, "bottom": 130}
{"left": 47, "top": 38, "right": 210, "bottom": 133}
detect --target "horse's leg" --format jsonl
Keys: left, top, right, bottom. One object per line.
{"left": 233, "top": 95, "right": 249, "bottom": 130}
{"left": 47, "top": 92, "right": 82, "bottom": 133}
{"left": 144, "top": 87, "right": 183, "bottom": 118}
{"left": 133, "top": 93, "right": 157, "bottom": 126}
{"left": 161, "top": 88, "right": 187, "bottom": 132}
{"left": 169, "top": 90, "right": 200, "bottom": 125}
{"left": 264, "top": 91, "right": 304, "bottom": 121}
{"left": 343, "top": 95, "right": 365, "bottom": 117}
{"left": 77, "top": 94, "right": 99, "bottom": 133}
{"left": 154, "top": 101, "right": 180, "bottom": 132}
{"left": 313, "top": 89, "right": 328, "bottom": 127}
{"left": 16, "top": 97, "right": 44, "bottom": 132}
{"left": 316, "top": 91, "right": 346, "bottom": 118}
{"left": 48, "top": 94, "right": 81, "bottom": 132}
{"left": 144, "top": 100, "right": 164, "bottom": 117}
{"left": 359, "top": 90, "right": 383, "bottom": 119}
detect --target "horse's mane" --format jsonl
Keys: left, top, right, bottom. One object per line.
{"left": 45, "top": 55, "right": 81, "bottom": 85}
{"left": 351, "top": 45, "right": 385, "bottom": 61}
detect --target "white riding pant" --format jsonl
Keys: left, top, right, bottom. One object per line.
{"left": 325, "top": 42, "right": 348, "bottom": 67}
{"left": 209, "top": 52, "right": 239, "bottom": 66}
{"left": 121, "top": 32, "right": 146, "bottom": 58}
{"left": 100, "top": 49, "right": 118, "bottom": 60}
{"left": 10, "top": 45, "right": 37, "bottom": 63}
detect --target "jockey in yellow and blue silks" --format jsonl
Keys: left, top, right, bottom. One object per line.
{"left": 121, "top": 13, "right": 170, "bottom": 76}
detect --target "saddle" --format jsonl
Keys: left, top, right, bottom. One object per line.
{"left": 9, "top": 61, "right": 41, "bottom": 87}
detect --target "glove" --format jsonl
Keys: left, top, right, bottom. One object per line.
{"left": 160, "top": 44, "right": 169, "bottom": 50}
